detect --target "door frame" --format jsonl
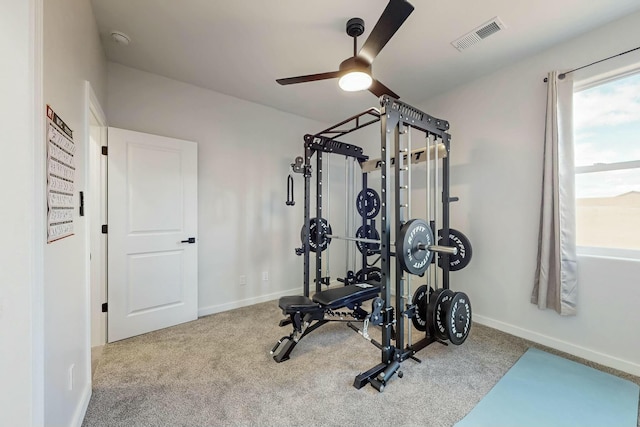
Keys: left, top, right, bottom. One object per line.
{"left": 84, "top": 81, "right": 108, "bottom": 371}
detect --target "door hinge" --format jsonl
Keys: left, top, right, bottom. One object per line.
{"left": 101, "top": 146, "right": 108, "bottom": 155}
{"left": 101, "top": 224, "right": 108, "bottom": 234}
{"left": 101, "top": 302, "right": 108, "bottom": 313}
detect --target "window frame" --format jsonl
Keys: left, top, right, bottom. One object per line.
{"left": 573, "top": 62, "right": 640, "bottom": 260}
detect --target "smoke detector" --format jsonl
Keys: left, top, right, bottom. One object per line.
{"left": 110, "top": 31, "right": 131, "bottom": 46}
{"left": 451, "top": 17, "right": 506, "bottom": 52}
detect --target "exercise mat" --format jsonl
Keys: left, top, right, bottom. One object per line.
{"left": 455, "top": 347, "right": 639, "bottom": 427}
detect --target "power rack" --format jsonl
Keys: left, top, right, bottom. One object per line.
{"left": 275, "top": 95, "right": 472, "bottom": 392}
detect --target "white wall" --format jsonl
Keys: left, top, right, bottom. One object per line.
{"left": 43, "top": 0, "right": 107, "bottom": 425}
{"left": 106, "top": 63, "right": 347, "bottom": 315}
{"left": 0, "top": 0, "right": 43, "bottom": 425}
{"left": 420, "top": 11, "right": 640, "bottom": 375}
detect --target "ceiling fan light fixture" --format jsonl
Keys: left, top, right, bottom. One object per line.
{"left": 276, "top": 1, "right": 414, "bottom": 99}
{"left": 338, "top": 71, "right": 372, "bottom": 92}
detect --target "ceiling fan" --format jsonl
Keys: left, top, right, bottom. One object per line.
{"left": 276, "top": 0, "right": 414, "bottom": 99}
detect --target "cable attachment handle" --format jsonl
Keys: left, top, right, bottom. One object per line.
{"left": 286, "top": 174, "right": 295, "bottom": 206}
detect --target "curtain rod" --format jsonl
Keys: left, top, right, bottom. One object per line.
{"left": 543, "top": 46, "right": 640, "bottom": 82}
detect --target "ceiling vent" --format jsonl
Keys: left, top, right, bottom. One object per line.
{"left": 451, "top": 16, "right": 506, "bottom": 52}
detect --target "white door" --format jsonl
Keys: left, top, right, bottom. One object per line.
{"left": 107, "top": 127, "right": 198, "bottom": 342}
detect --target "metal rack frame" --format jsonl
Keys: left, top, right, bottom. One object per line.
{"left": 296, "top": 96, "right": 454, "bottom": 390}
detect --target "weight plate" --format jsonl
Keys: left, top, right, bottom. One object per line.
{"left": 355, "top": 266, "right": 382, "bottom": 283}
{"left": 411, "top": 285, "right": 433, "bottom": 332}
{"left": 355, "top": 225, "right": 381, "bottom": 255}
{"left": 397, "top": 219, "right": 434, "bottom": 275}
{"left": 437, "top": 228, "right": 472, "bottom": 271}
{"left": 356, "top": 188, "right": 381, "bottom": 219}
{"left": 300, "top": 217, "right": 332, "bottom": 252}
{"left": 427, "top": 288, "right": 454, "bottom": 341}
{"left": 445, "top": 292, "right": 472, "bottom": 345}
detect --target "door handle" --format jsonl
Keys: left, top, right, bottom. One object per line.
{"left": 181, "top": 237, "right": 196, "bottom": 244}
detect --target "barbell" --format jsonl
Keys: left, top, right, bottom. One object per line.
{"left": 301, "top": 218, "right": 457, "bottom": 275}
{"left": 325, "top": 234, "right": 457, "bottom": 255}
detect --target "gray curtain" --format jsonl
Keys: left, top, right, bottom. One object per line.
{"left": 532, "top": 71, "right": 577, "bottom": 316}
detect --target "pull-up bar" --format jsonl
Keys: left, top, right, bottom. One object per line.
{"left": 361, "top": 144, "right": 447, "bottom": 173}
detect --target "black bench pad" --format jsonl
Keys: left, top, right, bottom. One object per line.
{"left": 279, "top": 295, "right": 322, "bottom": 314}
{"left": 312, "top": 283, "right": 380, "bottom": 309}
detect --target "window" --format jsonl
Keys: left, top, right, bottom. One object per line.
{"left": 573, "top": 70, "right": 640, "bottom": 254}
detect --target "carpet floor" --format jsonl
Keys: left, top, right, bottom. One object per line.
{"left": 82, "top": 300, "right": 640, "bottom": 427}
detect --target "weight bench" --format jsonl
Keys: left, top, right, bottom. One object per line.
{"left": 271, "top": 283, "right": 381, "bottom": 363}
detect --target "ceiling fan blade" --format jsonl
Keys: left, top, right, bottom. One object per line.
{"left": 358, "top": 0, "right": 414, "bottom": 64}
{"left": 276, "top": 71, "right": 341, "bottom": 85}
{"left": 369, "top": 79, "right": 400, "bottom": 99}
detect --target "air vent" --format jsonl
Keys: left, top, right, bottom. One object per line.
{"left": 451, "top": 16, "right": 506, "bottom": 52}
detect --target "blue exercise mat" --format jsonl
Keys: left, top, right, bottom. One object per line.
{"left": 455, "top": 347, "right": 639, "bottom": 427}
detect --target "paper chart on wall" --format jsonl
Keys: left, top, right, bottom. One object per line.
{"left": 46, "top": 105, "right": 75, "bottom": 243}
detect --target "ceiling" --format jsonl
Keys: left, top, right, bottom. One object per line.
{"left": 91, "top": 0, "right": 640, "bottom": 124}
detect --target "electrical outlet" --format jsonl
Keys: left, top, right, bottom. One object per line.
{"left": 262, "top": 271, "right": 269, "bottom": 281}
{"left": 68, "top": 364, "right": 75, "bottom": 391}
{"left": 239, "top": 275, "right": 247, "bottom": 286}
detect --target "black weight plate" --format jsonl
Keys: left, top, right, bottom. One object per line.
{"left": 355, "top": 266, "right": 382, "bottom": 283}
{"left": 427, "top": 288, "right": 454, "bottom": 341}
{"left": 397, "top": 219, "right": 434, "bottom": 275}
{"left": 437, "top": 228, "right": 472, "bottom": 271}
{"left": 411, "top": 285, "right": 433, "bottom": 332}
{"left": 356, "top": 188, "right": 381, "bottom": 219}
{"left": 300, "top": 217, "right": 332, "bottom": 252}
{"left": 355, "top": 225, "right": 380, "bottom": 255}
{"left": 445, "top": 292, "right": 472, "bottom": 345}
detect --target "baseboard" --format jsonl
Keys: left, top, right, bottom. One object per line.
{"left": 198, "top": 287, "right": 301, "bottom": 317}
{"left": 473, "top": 314, "right": 640, "bottom": 377}
{"left": 70, "top": 382, "right": 92, "bottom": 427}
